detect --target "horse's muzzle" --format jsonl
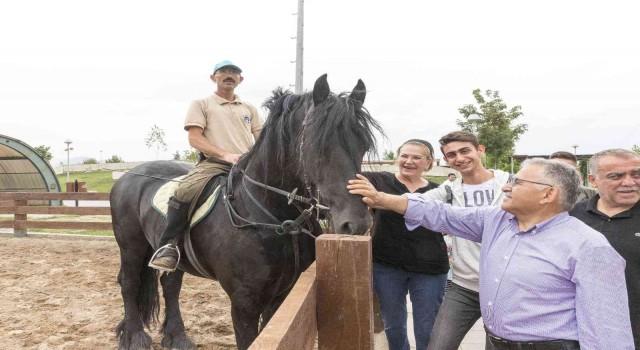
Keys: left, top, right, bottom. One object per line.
{"left": 334, "top": 216, "right": 372, "bottom": 235}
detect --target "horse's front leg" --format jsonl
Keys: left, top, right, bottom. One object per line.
{"left": 258, "top": 291, "right": 289, "bottom": 332}
{"left": 230, "top": 294, "right": 263, "bottom": 350}
{"left": 160, "top": 270, "right": 196, "bottom": 350}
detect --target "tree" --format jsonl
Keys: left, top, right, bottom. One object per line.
{"left": 171, "top": 149, "right": 198, "bottom": 162}
{"left": 182, "top": 149, "right": 198, "bottom": 163}
{"left": 382, "top": 149, "right": 396, "bottom": 161}
{"left": 106, "top": 155, "right": 124, "bottom": 163}
{"left": 145, "top": 125, "right": 168, "bottom": 160}
{"left": 632, "top": 144, "right": 640, "bottom": 156}
{"left": 82, "top": 158, "right": 97, "bottom": 164}
{"left": 457, "top": 89, "right": 528, "bottom": 170}
{"left": 34, "top": 145, "right": 52, "bottom": 161}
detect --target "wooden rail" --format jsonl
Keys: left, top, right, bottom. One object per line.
{"left": 250, "top": 234, "right": 373, "bottom": 350}
{"left": 250, "top": 263, "right": 318, "bottom": 350}
{"left": 0, "top": 192, "right": 112, "bottom": 237}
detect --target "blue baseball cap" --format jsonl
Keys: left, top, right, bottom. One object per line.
{"left": 213, "top": 60, "right": 242, "bottom": 74}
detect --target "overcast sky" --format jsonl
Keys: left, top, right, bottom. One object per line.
{"left": 1, "top": 0, "right": 639, "bottom": 166}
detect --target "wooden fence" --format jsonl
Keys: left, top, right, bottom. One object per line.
{"left": 250, "top": 235, "right": 374, "bottom": 350}
{"left": 0, "top": 192, "right": 112, "bottom": 237}
{"left": 0, "top": 192, "right": 376, "bottom": 349}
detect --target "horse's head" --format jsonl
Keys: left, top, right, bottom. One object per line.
{"left": 300, "top": 74, "right": 383, "bottom": 235}
{"left": 249, "top": 75, "right": 383, "bottom": 235}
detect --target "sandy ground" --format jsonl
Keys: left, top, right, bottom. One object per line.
{"left": 0, "top": 235, "right": 236, "bottom": 350}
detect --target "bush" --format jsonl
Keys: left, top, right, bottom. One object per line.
{"left": 82, "top": 158, "right": 98, "bottom": 164}
{"left": 105, "top": 155, "right": 124, "bottom": 163}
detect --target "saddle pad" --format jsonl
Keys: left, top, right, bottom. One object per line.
{"left": 151, "top": 175, "right": 222, "bottom": 228}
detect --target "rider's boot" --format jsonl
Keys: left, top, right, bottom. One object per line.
{"left": 148, "top": 197, "right": 191, "bottom": 272}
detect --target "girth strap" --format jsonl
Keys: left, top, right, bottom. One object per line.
{"left": 181, "top": 229, "right": 216, "bottom": 280}
{"left": 178, "top": 175, "right": 223, "bottom": 279}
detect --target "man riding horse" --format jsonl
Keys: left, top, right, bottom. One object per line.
{"left": 149, "top": 59, "right": 263, "bottom": 271}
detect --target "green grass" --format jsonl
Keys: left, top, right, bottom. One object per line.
{"left": 426, "top": 175, "right": 448, "bottom": 184}
{"left": 27, "top": 228, "right": 114, "bottom": 236}
{"left": 56, "top": 170, "right": 116, "bottom": 193}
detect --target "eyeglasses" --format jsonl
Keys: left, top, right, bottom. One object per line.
{"left": 507, "top": 177, "right": 553, "bottom": 188}
{"left": 216, "top": 68, "right": 241, "bottom": 75}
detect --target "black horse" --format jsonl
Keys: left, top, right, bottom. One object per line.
{"left": 110, "top": 74, "right": 382, "bottom": 350}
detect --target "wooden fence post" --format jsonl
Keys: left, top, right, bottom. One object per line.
{"left": 14, "top": 199, "right": 27, "bottom": 237}
{"left": 316, "top": 234, "right": 373, "bottom": 350}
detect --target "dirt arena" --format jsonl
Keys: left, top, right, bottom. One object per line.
{"left": 0, "top": 235, "right": 236, "bottom": 349}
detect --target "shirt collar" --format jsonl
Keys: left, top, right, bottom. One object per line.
{"left": 213, "top": 93, "right": 242, "bottom": 105}
{"left": 585, "top": 193, "right": 600, "bottom": 213}
{"left": 586, "top": 194, "right": 640, "bottom": 218}
{"left": 509, "top": 211, "right": 570, "bottom": 234}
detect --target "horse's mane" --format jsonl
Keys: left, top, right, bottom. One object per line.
{"left": 240, "top": 87, "right": 383, "bottom": 182}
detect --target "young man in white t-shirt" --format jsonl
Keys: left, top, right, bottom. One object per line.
{"left": 420, "top": 131, "right": 510, "bottom": 350}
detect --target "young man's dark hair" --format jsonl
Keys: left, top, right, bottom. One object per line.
{"left": 549, "top": 151, "right": 578, "bottom": 164}
{"left": 438, "top": 131, "right": 480, "bottom": 154}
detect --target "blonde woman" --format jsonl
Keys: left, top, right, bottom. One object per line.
{"left": 364, "top": 139, "right": 448, "bottom": 350}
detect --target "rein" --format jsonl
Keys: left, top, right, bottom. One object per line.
{"left": 223, "top": 169, "right": 328, "bottom": 239}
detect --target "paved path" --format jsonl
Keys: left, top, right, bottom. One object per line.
{"left": 458, "top": 319, "right": 486, "bottom": 350}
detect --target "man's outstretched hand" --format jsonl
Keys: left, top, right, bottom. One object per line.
{"left": 347, "top": 174, "right": 409, "bottom": 214}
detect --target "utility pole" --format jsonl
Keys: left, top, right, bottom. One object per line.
{"left": 294, "top": 0, "right": 304, "bottom": 93}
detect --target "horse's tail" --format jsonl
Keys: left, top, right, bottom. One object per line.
{"left": 116, "top": 248, "right": 160, "bottom": 331}
{"left": 138, "top": 249, "right": 160, "bottom": 328}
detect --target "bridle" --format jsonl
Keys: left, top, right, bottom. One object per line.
{"left": 223, "top": 103, "right": 330, "bottom": 239}
{"left": 223, "top": 169, "right": 328, "bottom": 238}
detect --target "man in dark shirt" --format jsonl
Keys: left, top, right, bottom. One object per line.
{"left": 570, "top": 148, "right": 640, "bottom": 348}
{"left": 549, "top": 151, "right": 597, "bottom": 202}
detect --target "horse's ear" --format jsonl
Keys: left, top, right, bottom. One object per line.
{"left": 313, "top": 74, "right": 330, "bottom": 106}
{"left": 350, "top": 79, "right": 366, "bottom": 104}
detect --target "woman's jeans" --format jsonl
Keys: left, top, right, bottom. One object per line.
{"left": 373, "top": 262, "right": 447, "bottom": 350}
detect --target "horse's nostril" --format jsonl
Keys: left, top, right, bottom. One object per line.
{"left": 340, "top": 222, "right": 355, "bottom": 235}
{"left": 339, "top": 220, "right": 371, "bottom": 235}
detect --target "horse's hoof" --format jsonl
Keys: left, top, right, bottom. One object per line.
{"left": 161, "top": 333, "right": 197, "bottom": 350}
{"left": 119, "top": 330, "right": 152, "bottom": 350}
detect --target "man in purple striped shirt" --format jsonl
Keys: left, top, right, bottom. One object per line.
{"left": 349, "top": 158, "right": 634, "bottom": 349}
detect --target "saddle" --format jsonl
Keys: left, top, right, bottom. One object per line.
{"left": 151, "top": 175, "right": 224, "bottom": 228}
{"left": 152, "top": 174, "right": 226, "bottom": 279}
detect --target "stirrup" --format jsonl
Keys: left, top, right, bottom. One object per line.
{"left": 148, "top": 244, "right": 181, "bottom": 272}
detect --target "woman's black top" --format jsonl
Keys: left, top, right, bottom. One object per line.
{"left": 365, "top": 171, "right": 449, "bottom": 275}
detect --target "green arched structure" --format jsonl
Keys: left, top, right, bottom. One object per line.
{"left": 0, "top": 134, "right": 61, "bottom": 203}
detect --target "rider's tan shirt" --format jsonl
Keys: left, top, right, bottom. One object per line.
{"left": 184, "top": 94, "right": 263, "bottom": 157}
